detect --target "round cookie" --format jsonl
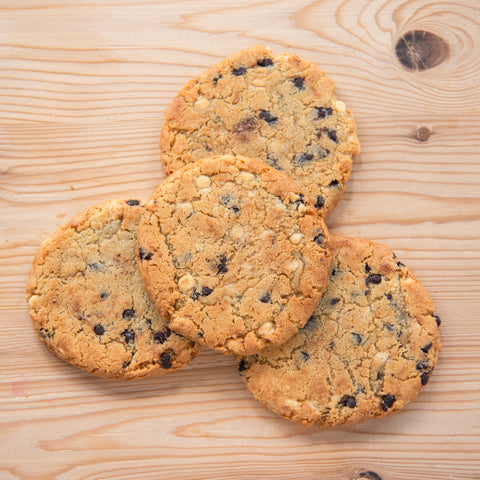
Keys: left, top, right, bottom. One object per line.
{"left": 137, "top": 155, "right": 332, "bottom": 356}
{"left": 238, "top": 236, "right": 441, "bottom": 427}
{"left": 160, "top": 44, "right": 360, "bottom": 217}
{"left": 26, "top": 199, "right": 202, "bottom": 379}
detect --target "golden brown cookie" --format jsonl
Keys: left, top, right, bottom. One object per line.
{"left": 137, "top": 155, "right": 332, "bottom": 356}
{"left": 26, "top": 199, "right": 202, "bottom": 379}
{"left": 160, "top": 44, "right": 360, "bottom": 217}
{"left": 238, "top": 236, "right": 441, "bottom": 426}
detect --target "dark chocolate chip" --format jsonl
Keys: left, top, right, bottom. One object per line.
{"left": 291, "top": 193, "right": 305, "bottom": 208}
{"left": 259, "top": 109, "right": 278, "bottom": 124}
{"left": 421, "top": 371, "right": 430, "bottom": 385}
{"left": 232, "top": 66, "right": 247, "bottom": 76}
{"left": 197, "top": 332, "right": 204, "bottom": 338}
{"left": 292, "top": 76, "right": 305, "bottom": 90}
{"left": 416, "top": 360, "right": 429, "bottom": 371}
{"left": 303, "top": 315, "right": 317, "bottom": 331}
{"left": 386, "top": 293, "right": 393, "bottom": 300}
{"left": 381, "top": 394, "right": 396, "bottom": 410}
{"left": 259, "top": 292, "right": 272, "bottom": 303}
{"left": 122, "top": 329, "right": 135, "bottom": 343}
{"left": 257, "top": 57, "right": 273, "bottom": 67}
{"left": 122, "top": 360, "right": 131, "bottom": 369}
{"left": 154, "top": 328, "right": 171, "bottom": 344}
{"left": 366, "top": 274, "right": 382, "bottom": 286}
{"left": 421, "top": 342, "right": 433, "bottom": 353}
{"left": 433, "top": 314, "right": 441, "bottom": 326}
{"left": 326, "top": 129, "right": 338, "bottom": 142}
{"left": 87, "top": 262, "right": 104, "bottom": 271}
{"left": 397, "top": 261, "right": 405, "bottom": 268}
{"left": 328, "top": 179, "right": 339, "bottom": 187}
{"left": 233, "top": 117, "right": 257, "bottom": 134}
{"left": 139, "top": 248, "right": 153, "bottom": 261}
{"left": 364, "top": 263, "right": 371, "bottom": 273}
{"left": 217, "top": 257, "right": 228, "bottom": 274}
{"left": 376, "top": 370, "right": 385, "bottom": 381}
{"left": 122, "top": 309, "right": 135, "bottom": 319}
{"left": 339, "top": 395, "right": 356, "bottom": 408}
{"left": 330, "top": 297, "right": 340, "bottom": 305}
{"left": 39, "top": 328, "right": 52, "bottom": 339}
{"left": 385, "top": 324, "right": 396, "bottom": 333}
{"left": 266, "top": 155, "right": 282, "bottom": 171}
{"left": 317, "top": 148, "right": 330, "bottom": 159}
{"left": 238, "top": 358, "right": 248, "bottom": 372}
{"left": 192, "top": 286, "right": 213, "bottom": 300}
{"left": 100, "top": 292, "right": 109, "bottom": 299}
{"left": 221, "top": 194, "right": 240, "bottom": 214}
{"left": 351, "top": 332, "right": 363, "bottom": 346}
{"left": 301, "top": 351, "right": 310, "bottom": 361}
{"left": 160, "top": 351, "right": 172, "bottom": 369}
{"left": 329, "top": 341, "right": 335, "bottom": 349}
{"left": 356, "top": 471, "right": 383, "bottom": 480}
{"left": 364, "top": 289, "right": 371, "bottom": 296}
{"left": 313, "top": 233, "right": 325, "bottom": 245}
{"left": 294, "top": 152, "right": 314, "bottom": 165}
{"left": 315, "top": 107, "right": 333, "bottom": 119}
{"left": 330, "top": 267, "right": 336, "bottom": 276}
{"left": 126, "top": 199, "right": 140, "bottom": 206}
{"left": 315, "top": 196, "right": 325, "bottom": 209}
{"left": 201, "top": 286, "right": 213, "bottom": 296}
{"left": 213, "top": 73, "right": 223, "bottom": 84}
{"left": 94, "top": 324, "right": 105, "bottom": 335}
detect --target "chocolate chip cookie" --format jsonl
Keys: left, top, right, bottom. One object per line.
{"left": 160, "top": 44, "right": 360, "bottom": 217}
{"left": 238, "top": 236, "right": 441, "bottom": 426}
{"left": 137, "top": 155, "right": 332, "bottom": 356}
{"left": 26, "top": 199, "right": 202, "bottom": 379}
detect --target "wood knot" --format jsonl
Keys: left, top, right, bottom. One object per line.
{"left": 415, "top": 126, "right": 431, "bottom": 142}
{"left": 354, "top": 472, "right": 382, "bottom": 480}
{"left": 395, "top": 30, "right": 449, "bottom": 71}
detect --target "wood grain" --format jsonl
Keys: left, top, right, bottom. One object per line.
{"left": 1, "top": 1, "right": 479, "bottom": 479}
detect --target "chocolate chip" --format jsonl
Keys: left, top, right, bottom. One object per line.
{"left": 221, "top": 194, "right": 240, "bottom": 213}
{"left": 381, "top": 394, "right": 396, "bottom": 410}
{"left": 317, "top": 148, "right": 330, "bottom": 159}
{"left": 122, "top": 329, "right": 135, "bottom": 343}
{"left": 160, "top": 351, "right": 172, "bottom": 369}
{"left": 386, "top": 293, "right": 393, "bottom": 300}
{"left": 259, "top": 292, "right": 272, "bottom": 303}
{"left": 376, "top": 370, "right": 385, "bottom": 380}
{"left": 356, "top": 471, "right": 383, "bottom": 480}
{"left": 364, "top": 289, "right": 371, "bottom": 296}
{"left": 154, "top": 328, "right": 171, "bottom": 344}
{"left": 232, "top": 66, "right": 247, "bottom": 76}
{"left": 100, "top": 292, "right": 109, "bottom": 299}
{"left": 259, "top": 109, "right": 278, "bottom": 124}
{"left": 126, "top": 199, "right": 140, "bottom": 206}
{"left": 330, "top": 267, "right": 336, "bottom": 276}
{"left": 266, "top": 155, "right": 282, "bottom": 171}
{"left": 328, "top": 179, "right": 339, "bottom": 187}
{"left": 217, "top": 257, "right": 228, "bottom": 274}
{"left": 313, "top": 233, "right": 325, "bottom": 245}
{"left": 365, "top": 263, "right": 371, "bottom": 273}
{"left": 201, "top": 286, "right": 213, "bottom": 296}
{"left": 122, "top": 309, "right": 135, "bottom": 319}
{"left": 316, "top": 107, "right": 332, "bottom": 119}
{"left": 421, "top": 342, "right": 433, "bottom": 353}
{"left": 94, "top": 324, "right": 105, "bottom": 335}
{"left": 122, "top": 360, "right": 131, "bottom": 369}
{"left": 339, "top": 395, "right": 356, "bottom": 408}
{"left": 416, "top": 360, "right": 429, "bottom": 371}
{"left": 39, "top": 328, "right": 52, "bottom": 339}
{"left": 292, "top": 76, "right": 305, "bottom": 90}
{"left": 292, "top": 193, "right": 305, "bottom": 208}
{"left": 139, "top": 248, "right": 153, "bottom": 261}
{"left": 294, "top": 152, "right": 314, "bottom": 165}
{"left": 257, "top": 57, "right": 273, "bottom": 67}
{"left": 301, "top": 351, "right": 310, "bottom": 361}
{"left": 433, "top": 314, "right": 441, "bottom": 326}
{"left": 329, "top": 341, "right": 335, "bottom": 349}
{"left": 397, "top": 261, "right": 405, "bottom": 268}
{"left": 233, "top": 117, "right": 257, "bottom": 134}
{"left": 421, "top": 371, "right": 430, "bottom": 385}
{"left": 303, "top": 316, "right": 317, "bottom": 331}
{"left": 238, "top": 358, "right": 248, "bottom": 372}
{"left": 366, "top": 274, "right": 382, "bottom": 286}
{"left": 330, "top": 297, "right": 340, "bottom": 305}
{"left": 325, "top": 129, "right": 338, "bottom": 142}
{"left": 192, "top": 286, "right": 213, "bottom": 300}
{"left": 197, "top": 332, "right": 204, "bottom": 338}
{"left": 385, "top": 324, "right": 396, "bottom": 333}
{"left": 351, "top": 333, "right": 363, "bottom": 345}
{"left": 213, "top": 73, "right": 223, "bottom": 85}
{"left": 87, "top": 262, "right": 104, "bottom": 271}
{"left": 315, "top": 196, "right": 325, "bottom": 209}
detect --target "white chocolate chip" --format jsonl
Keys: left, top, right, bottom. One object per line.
{"left": 231, "top": 225, "right": 244, "bottom": 239}
{"left": 374, "top": 352, "right": 389, "bottom": 364}
{"left": 258, "top": 322, "right": 275, "bottom": 338}
{"left": 176, "top": 202, "right": 193, "bottom": 217}
{"left": 285, "top": 399, "right": 301, "bottom": 409}
{"left": 178, "top": 273, "right": 195, "bottom": 291}
{"left": 251, "top": 78, "right": 265, "bottom": 87}
{"left": 196, "top": 175, "right": 211, "bottom": 189}
{"left": 290, "top": 232, "right": 304, "bottom": 245}
{"left": 237, "top": 171, "right": 255, "bottom": 184}
{"left": 194, "top": 97, "right": 210, "bottom": 110}
{"left": 335, "top": 100, "right": 346, "bottom": 112}
{"left": 286, "top": 259, "right": 304, "bottom": 273}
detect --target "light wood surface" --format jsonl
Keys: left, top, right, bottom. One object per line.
{"left": 1, "top": 1, "right": 479, "bottom": 479}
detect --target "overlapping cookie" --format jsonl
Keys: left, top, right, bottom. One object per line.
{"left": 160, "top": 44, "right": 360, "bottom": 217}
{"left": 137, "top": 155, "right": 332, "bottom": 356}
{"left": 238, "top": 236, "right": 441, "bottom": 426}
{"left": 26, "top": 199, "right": 202, "bottom": 379}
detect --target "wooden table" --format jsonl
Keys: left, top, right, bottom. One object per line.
{"left": 1, "top": 1, "right": 479, "bottom": 479}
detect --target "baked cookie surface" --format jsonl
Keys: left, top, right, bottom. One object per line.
{"left": 160, "top": 44, "right": 360, "bottom": 217}
{"left": 238, "top": 235, "right": 441, "bottom": 426}
{"left": 26, "top": 200, "right": 201, "bottom": 379}
{"left": 137, "top": 155, "right": 331, "bottom": 356}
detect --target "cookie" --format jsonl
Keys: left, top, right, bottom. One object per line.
{"left": 137, "top": 155, "right": 332, "bottom": 356}
{"left": 26, "top": 199, "right": 202, "bottom": 379}
{"left": 160, "top": 44, "right": 360, "bottom": 217}
{"left": 238, "top": 236, "right": 441, "bottom": 426}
